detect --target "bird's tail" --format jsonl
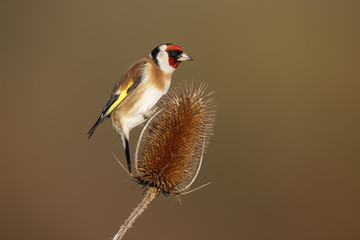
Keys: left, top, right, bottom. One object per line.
{"left": 87, "top": 115, "right": 106, "bottom": 138}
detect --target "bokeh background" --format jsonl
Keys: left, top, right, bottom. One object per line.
{"left": 1, "top": 1, "right": 359, "bottom": 239}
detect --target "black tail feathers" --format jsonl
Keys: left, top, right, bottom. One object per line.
{"left": 87, "top": 115, "right": 106, "bottom": 138}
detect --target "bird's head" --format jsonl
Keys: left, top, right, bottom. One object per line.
{"left": 150, "top": 43, "right": 193, "bottom": 73}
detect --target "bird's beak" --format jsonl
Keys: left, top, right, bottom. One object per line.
{"left": 177, "top": 52, "right": 193, "bottom": 62}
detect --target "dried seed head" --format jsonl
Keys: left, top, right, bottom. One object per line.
{"left": 134, "top": 84, "right": 215, "bottom": 195}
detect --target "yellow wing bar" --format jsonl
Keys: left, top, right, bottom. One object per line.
{"left": 105, "top": 79, "right": 134, "bottom": 115}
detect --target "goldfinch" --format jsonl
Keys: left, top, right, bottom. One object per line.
{"left": 88, "top": 43, "right": 193, "bottom": 172}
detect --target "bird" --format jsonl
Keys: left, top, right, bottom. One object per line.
{"left": 87, "top": 43, "right": 193, "bottom": 173}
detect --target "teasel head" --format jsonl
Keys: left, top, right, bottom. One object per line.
{"left": 112, "top": 84, "right": 215, "bottom": 240}
{"left": 133, "top": 84, "right": 215, "bottom": 195}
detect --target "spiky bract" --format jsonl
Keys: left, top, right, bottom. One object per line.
{"left": 134, "top": 85, "right": 215, "bottom": 194}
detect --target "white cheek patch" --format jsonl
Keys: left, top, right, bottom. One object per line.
{"left": 157, "top": 45, "right": 176, "bottom": 74}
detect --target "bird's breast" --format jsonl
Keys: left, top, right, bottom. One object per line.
{"left": 111, "top": 80, "right": 170, "bottom": 133}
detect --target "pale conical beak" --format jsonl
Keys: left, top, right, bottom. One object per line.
{"left": 177, "top": 52, "right": 193, "bottom": 62}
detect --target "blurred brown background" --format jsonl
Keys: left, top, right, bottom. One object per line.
{"left": 1, "top": 0, "right": 359, "bottom": 239}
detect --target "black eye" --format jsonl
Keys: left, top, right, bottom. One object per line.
{"left": 168, "top": 50, "right": 180, "bottom": 59}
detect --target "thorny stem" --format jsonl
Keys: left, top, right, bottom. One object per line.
{"left": 112, "top": 187, "right": 158, "bottom": 240}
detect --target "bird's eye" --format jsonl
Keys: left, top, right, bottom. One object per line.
{"left": 168, "top": 50, "right": 175, "bottom": 55}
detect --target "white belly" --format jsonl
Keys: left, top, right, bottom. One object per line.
{"left": 122, "top": 85, "right": 168, "bottom": 133}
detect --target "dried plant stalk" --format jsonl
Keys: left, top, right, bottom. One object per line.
{"left": 112, "top": 187, "right": 157, "bottom": 240}
{"left": 112, "top": 84, "right": 215, "bottom": 240}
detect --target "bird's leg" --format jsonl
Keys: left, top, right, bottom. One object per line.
{"left": 143, "top": 108, "right": 157, "bottom": 120}
{"left": 125, "top": 138, "right": 131, "bottom": 173}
